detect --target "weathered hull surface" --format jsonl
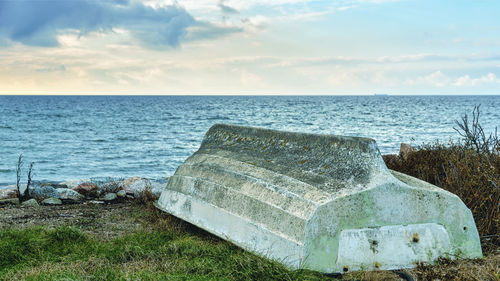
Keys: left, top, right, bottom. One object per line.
{"left": 156, "top": 124, "right": 482, "bottom": 273}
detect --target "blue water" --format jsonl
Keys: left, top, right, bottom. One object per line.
{"left": 1, "top": 95, "right": 499, "bottom": 186}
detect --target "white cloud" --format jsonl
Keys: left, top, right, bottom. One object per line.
{"left": 453, "top": 73, "right": 500, "bottom": 87}
{"left": 407, "top": 71, "right": 450, "bottom": 87}
{"left": 406, "top": 71, "right": 500, "bottom": 89}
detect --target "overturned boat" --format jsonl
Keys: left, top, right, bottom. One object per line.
{"left": 156, "top": 124, "right": 482, "bottom": 273}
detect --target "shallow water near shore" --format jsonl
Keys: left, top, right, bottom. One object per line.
{"left": 1, "top": 95, "right": 499, "bottom": 186}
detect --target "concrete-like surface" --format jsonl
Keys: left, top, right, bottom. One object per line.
{"left": 156, "top": 124, "right": 482, "bottom": 273}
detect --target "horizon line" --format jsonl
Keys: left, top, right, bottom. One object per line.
{"left": 1, "top": 93, "right": 500, "bottom": 96}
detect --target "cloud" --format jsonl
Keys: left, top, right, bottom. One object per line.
{"left": 407, "top": 71, "right": 450, "bottom": 87}
{"left": 0, "top": 0, "right": 237, "bottom": 48}
{"left": 218, "top": 0, "right": 239, "bottom": 15}
{"left": 453, "top": 73, "right": 500, "bottom": 87}
{"left": 35, "top": 64, "right": 67, "bottom": 73}
{"left": 407, "top": 71, "right": 500, "bottom": 88}
{"left": 185, "top": 22, "right": 243, "bottom": 41}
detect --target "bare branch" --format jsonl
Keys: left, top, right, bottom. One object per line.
{"left": 16, "top": 154, "right": 23, "bottom": 196}
{"left": 454, "top": 105, "right": 498, "bottom": 155}
{"left": 26, "top": 162, "right": 34, "bottom": 198}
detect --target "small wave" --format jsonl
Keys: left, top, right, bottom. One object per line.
{"left": 93, "top": 139, "right": 107, "bottom": 143}
{"left": 0, "top": 125, "right": 13, "bottom": 129}
{"left": 163, "top": 116, "right": 181, "bottom": 120}
{"left": 206, "top": 116, "right": 231, "bottom": 120}
{"left": 46, "top": 113, "right": 66, "bottom": 118}
{"left": 0, "top": 168, "right": 13, "bottom": 173}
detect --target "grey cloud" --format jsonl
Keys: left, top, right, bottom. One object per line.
{"left": 0, "top": 0, "right": 213, "bottom": 47}
{"left": 218, "top": 0, "right": 239, "bottom": 15}
{"left": 185, "top": 23, "right": 243, "bottom": 41}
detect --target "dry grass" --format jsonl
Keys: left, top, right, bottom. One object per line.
{"left": 411, "top": 255, "right": 500, "bottom": 281}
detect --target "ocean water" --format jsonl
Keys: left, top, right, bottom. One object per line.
{"left": 1, "top": 95, "right": 499, "bottom": 186}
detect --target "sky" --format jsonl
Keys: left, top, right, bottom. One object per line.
{"left": 0, "top": 0, "right": 499, "bottom": 95}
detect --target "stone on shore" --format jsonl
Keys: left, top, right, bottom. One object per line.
{"left": 0, "top": 189, "right": 18, "bottom": 200}
{"left": 124, "top": 178, "right": 166, "bottom": 198}
{"left": 99, "top": 181, "right": 123, "bottom": 195}
{"left": 41, "top": 182, "right": 68, "bottom": 189}
{"left": 399, "top": 143, "right": 416, "bottom": 160}
{"left": 116, "top": 190, "right": 126, "bottom": 198}
{"left": 101, "top": 192, "right": 117, "bottom": 202}
{"left": 2, "top": 184, "right": 29, "bottom": 196}
{"left": 61, "top": 179, "right": 89, "bottom": 189}
{"left": 41, "top": 198, "right": 62, "bottom": 205}
{"left": 123, "top": 176, "right": 142, "bottom": 187}
{"left": 30, "top": 185, "right": 60, "bottom": 200}
{"left": 73, "top": 182, "right": 99, "bottom": 197}
{"left": 157, "top": 124, "right": 482, "bottom": 273}
{"left": 57, "top": 188, "right": 85, "bottom": 202}
{"left": 19, "top": 184, "right": 28, "bottom": 195}
{"left": 21, "top": 198, "right": 39, "bottom": 207}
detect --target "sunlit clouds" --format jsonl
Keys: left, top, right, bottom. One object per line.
{"left": 0, "top": 0, "right": 499, "bottom": 94}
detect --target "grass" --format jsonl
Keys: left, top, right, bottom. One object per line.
{"left": 1, "top": 202, "right": 498, "bottom": 281}
{"left": 0, "top": 206, "right": 331, "bottom": 281}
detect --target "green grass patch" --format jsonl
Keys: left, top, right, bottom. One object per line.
{"left": 0, "top": 226, "right": 330, "bottom": 280}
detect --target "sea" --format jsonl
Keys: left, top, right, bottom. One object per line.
{"left": 1, "top": 95, "right": 499, "bottom": 187}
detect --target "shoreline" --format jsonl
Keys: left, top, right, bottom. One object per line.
{"left": 0, "top": 176, "right": 168, "bottom": 206}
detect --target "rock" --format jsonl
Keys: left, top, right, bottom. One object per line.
{"left": 61, "top": 179, "right": 89, "bottom": 189}
{"left": 399, "top": 143, "right": 416, "bottom": 160}
{"left": 0, "top": 189, "right": 18, "bottom": 200}
{"left": 2, "top": 184, "right": 29, "bottom": 197}
{"left": 99, "top": 180, "right": 123, "bottom": 195}
{"left": 157, "top": 124, "right": 482, "bottom": 273}
{"left": 101, "top": 192, "right": 117, "bottom": 202}
{"left": 21, "top": 198, "right": 39, "bottom": 207}
{"left": 28, "top": 180, "right": 43, "bottom": 188}
{"left": 18, "top": 184, "right": 28, "bottom": 195}
{"left": 123, "top": 176, "right": 142, "bottom": 187}
{"left": 57, "top": 188, "right": 85, "bottom": 202}
{"left": 122, "top": 178, "right": 146, "bottom": 196}
{"left": 41, "top": 198, "right": 62, "bottom": 205}
{"left": 124, "top": 179, "right": 166, "bottom": 198}
{"left": 29, "top": 185, "right": 60, "bottom": 200}
{"left": 41, "top": 182, "right": 68, "bottom": 189}
{"left": 0, "top": 198, "right": 19, "bottom": 205}
{"left": 116, "top": 190, "right": 127, "bottom": 198}
{"left": 73, "top": 182, "right": 98, "bottom": 197}
{"left": 150, "top": 181, "right": 167, "bottom": 198}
